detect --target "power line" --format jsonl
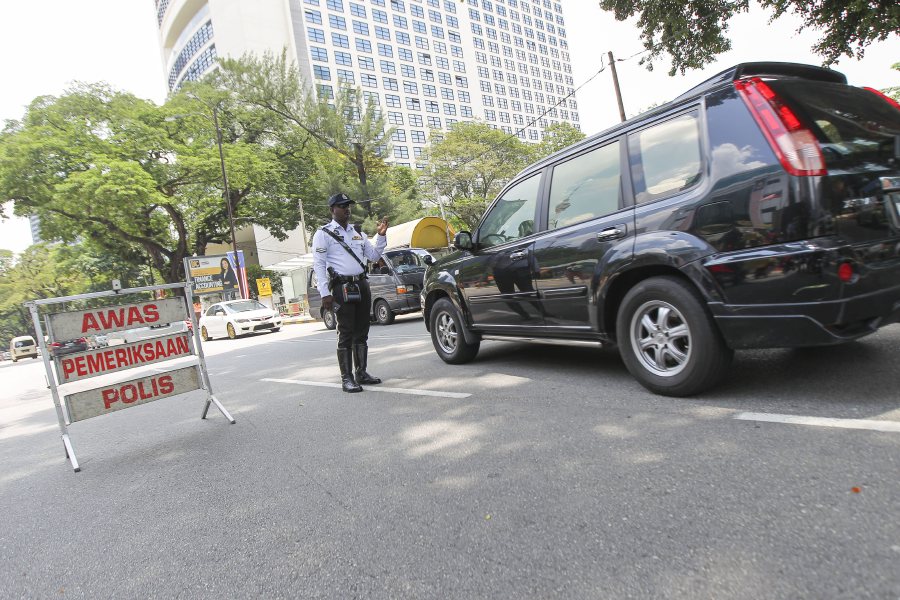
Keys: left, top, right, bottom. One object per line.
{"left": 445, "top": 47, "right": 650, "bottom": 169}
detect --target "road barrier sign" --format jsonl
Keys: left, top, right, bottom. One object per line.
{"left": 26, "top": 281, "right": 234, "bottom": 473}
{"left": 54, "top": 333, "right": 194, "bottom": 384}
{"left": 47, "top": 298, "right": 187, "bottom": 341}
{"left": 65, "top": 366, "right": 201, "bottom": 422}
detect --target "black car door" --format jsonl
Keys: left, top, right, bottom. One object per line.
{"left": 532, "top": 138, "right": 634, "bottom": 329}
{"left": 456, "top": 173, "right": 544, "bottom": 327}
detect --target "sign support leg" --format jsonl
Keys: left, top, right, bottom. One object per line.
{"left": 27, "top": 303, "right": 80, "bottom": 472}
{"left": 183, "top": 282, "right": 236, "bottom": 424}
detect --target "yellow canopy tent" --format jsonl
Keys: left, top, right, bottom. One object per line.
{"left": 386, "top": 217, "right": 455, "bottom": 251}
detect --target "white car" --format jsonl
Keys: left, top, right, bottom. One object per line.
{"left": 199, "top": 300, "right": 283, "bottom": 340}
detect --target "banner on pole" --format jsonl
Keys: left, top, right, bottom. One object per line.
{"left": 186, "top": 252, "right": 244, "bottom": 296}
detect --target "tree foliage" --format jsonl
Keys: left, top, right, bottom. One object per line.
{"left": 218, "top": 52, "right": 393, "bottom": 222}
{"left": 531, "top": 122, "right": 587, "bottom": 161}
{"left": 0, "top": 82, "right": 311, "bottom": 284}
{"left": 598, "top": 0, "right": 900, "bottom": 75}
{"left": 0, "top": 242, "right": 146, "bottom": 347}
{"left": 427, "top": 122, "right": 533, "bottom": 230}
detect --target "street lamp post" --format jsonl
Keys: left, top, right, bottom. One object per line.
{"left": 210, "top": 105, "right": 246, "bottom": 299}
{"left": 169, "top": 101, "right": 246, "bottom": 299}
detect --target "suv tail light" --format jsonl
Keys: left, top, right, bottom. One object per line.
{"left": 735, "top": 77, "right": 826, "bottom": 177}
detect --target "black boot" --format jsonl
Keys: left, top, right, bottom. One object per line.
{"left": 337, "top": 349, "right": 362, "bottom": 393}
{"left": 353, "top": 344, "right": 382, "bottom": 384}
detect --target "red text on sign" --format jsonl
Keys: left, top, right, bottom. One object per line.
{"left": 61, "top": 335, "right": 190, "bottom": 381}
{"left": 81, "top": 304, "right": 161, "bottom": 334}
{"left": 101, "top": 374, "right": 175, "bottom": 409}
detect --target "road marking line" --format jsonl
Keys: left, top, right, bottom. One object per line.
{"left": 735, "top": 412, "right": 900, "bottom": 433}
{"left": 262, "top": 378, "right": 470, "bottom": 398}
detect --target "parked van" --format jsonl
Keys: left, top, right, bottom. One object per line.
{"left": 9, "top": 335, "right": 38, "bottom": 362}
{"left": 422, "top": 62, "right": 900, "bottom": 397}
{"left": 309, "top": 247, "right": 434, "bottom": 328}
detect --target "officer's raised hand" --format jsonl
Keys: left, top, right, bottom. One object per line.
{"left": 377, "top": 218, "right": 389, "bottom": 236}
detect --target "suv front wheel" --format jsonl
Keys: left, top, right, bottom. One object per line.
{"left": 616, "top": 276, "right": 733, "bottom": 397}
{"left": 430, "top": 298, "right": 480, "bottom": 364}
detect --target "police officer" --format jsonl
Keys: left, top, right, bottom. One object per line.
{"left": 312, "top": 193, "right": 389, "bottom": 393}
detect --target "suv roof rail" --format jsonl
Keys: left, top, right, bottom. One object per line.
{"left": 672, "top": 62, "right": 847, "bottom": 103}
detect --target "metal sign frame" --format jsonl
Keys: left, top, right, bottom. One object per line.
{"left": 25, "top": 281, "right": 234, "bottom": 473}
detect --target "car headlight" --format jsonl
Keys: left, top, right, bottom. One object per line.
{"left": 235, "top": 318, "right": 249, "bottom": 323}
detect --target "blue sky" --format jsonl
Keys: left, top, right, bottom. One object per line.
{"left": 1, "top": 0, "right": 897, "bottom": 254}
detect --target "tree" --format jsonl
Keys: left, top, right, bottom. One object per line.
{"left": 427, "top": 122, "right": 533, "bottom": 230}
{"left": 218, "top": 52, "right": 394, "bottom": 221}
{"left": 884, "top": 63, "right": 900, "bottom": 103}
{"left": 0, "top": 82, "right": 311, "bottom": 285}
{"left": 598, "top": 0, "right": 900, "bottom": 75}
{"left": 532, "top": 122, "right": 586, "bottom": 161}
{"left": 0, "top": 242, "right": 143, "bottom": 347}
{"left": 246, "top": 263, "right": 284, "bottom": 299}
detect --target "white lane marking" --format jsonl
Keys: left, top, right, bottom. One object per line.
{"left": 262, "top": 378, "right": 470, "bottom": 398}
{"left": 735, "top": 412, "right": 900, "bottom": 433}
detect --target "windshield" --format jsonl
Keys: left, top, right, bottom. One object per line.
{"left": 226, "top": 300, "right": 268, "bottom": 313}
{"left": 385, "top": 250, "right": 432, "bottom": 273}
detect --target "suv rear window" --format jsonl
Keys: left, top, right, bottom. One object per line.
{"left": 629, "top": 111, "right": 703, "bottom": 204}
{"left": 769, "top": 80, "right": 900, "bottom": 169}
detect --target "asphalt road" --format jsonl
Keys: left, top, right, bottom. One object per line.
{"left": 1, "top": 314, "right": 898, "bottom": 599}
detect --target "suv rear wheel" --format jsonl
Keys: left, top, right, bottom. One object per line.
{"left": 616, "top": 276, "right": 733, "bottom": 397}
{"left": 430, "top": 298, "right": 480, "bottom": 364}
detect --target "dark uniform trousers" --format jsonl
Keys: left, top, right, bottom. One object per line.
{"left": 335, "top": 278, "right": 372, "bottom": 349}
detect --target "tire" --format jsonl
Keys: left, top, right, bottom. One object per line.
{"left": 616, "top": 276, "right": 733, "bottom": 397}
{"left": 429, "top": 297, "right": 480, "bottom": 364}
{"left": 12, "top": 358, "right": 17, "bottom": 363}
{"left": 201, "top": 326, "right": 211, "bottom": 341}
{"left": 271, "top": 327, "right": 281, "bottom": 333}
{"left": 226, "top": 323, "right": 237, "bottom": 339}
{"left": 374, "top": 299, "right": 395, "bottom": 325}
{"left": 322, "top": 309, "right": 336, "bottom": 330}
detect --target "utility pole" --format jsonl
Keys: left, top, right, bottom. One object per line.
{"left": 608, "top": 51, "right": 626, "bottom": 122}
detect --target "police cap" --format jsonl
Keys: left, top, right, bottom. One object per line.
{"left": 327, "top": 193, "right": 355, "bottom": 207}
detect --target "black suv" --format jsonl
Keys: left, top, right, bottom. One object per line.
{"left": 422, "top": 62, "right": 900, "bottom": 396}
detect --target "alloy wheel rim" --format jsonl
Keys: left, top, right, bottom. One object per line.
{"left": 630, "top": 300, "right": 691, "bottom": 377}
{"left": 435, "top": 312, "right": 458, "bottom": 353}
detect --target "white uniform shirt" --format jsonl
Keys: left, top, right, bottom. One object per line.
{"left": 312, "top": 220, "right": 387, "bottom": 298}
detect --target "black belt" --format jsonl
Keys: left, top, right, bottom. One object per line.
{"left": 335, "top": 273, "right": 367, "bottom": 282}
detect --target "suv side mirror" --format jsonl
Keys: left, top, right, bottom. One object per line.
{"left": 453, "top": 231, "right": 474, "bottom": 250}
{"left": 423, "top": 255, "right": 434, "bottom": 266}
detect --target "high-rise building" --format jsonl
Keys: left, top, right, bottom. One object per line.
{"left": 29, "top": 214, "right": 42, "bottom": 244}
{"left": 156, "top": 0, "right": 580, "bottom": 168}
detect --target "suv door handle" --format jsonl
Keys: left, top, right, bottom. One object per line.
{"left": 597, "top": 225, "right": 627, "bottom": 241}
{"left": 509, "top": 250, "right": 528, "bottom": 260}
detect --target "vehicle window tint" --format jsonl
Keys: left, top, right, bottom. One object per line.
{"left": 629, "top": 111, "right": 702, "bottom": 203}
{"left": 478, "top": 174, "right": 541, "bottom": 248}
{"left": 547, "top": 141, "right": 620, "bottom": 229}
{"left": 205, "top": 306, "right": 219, "bottom": 316}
